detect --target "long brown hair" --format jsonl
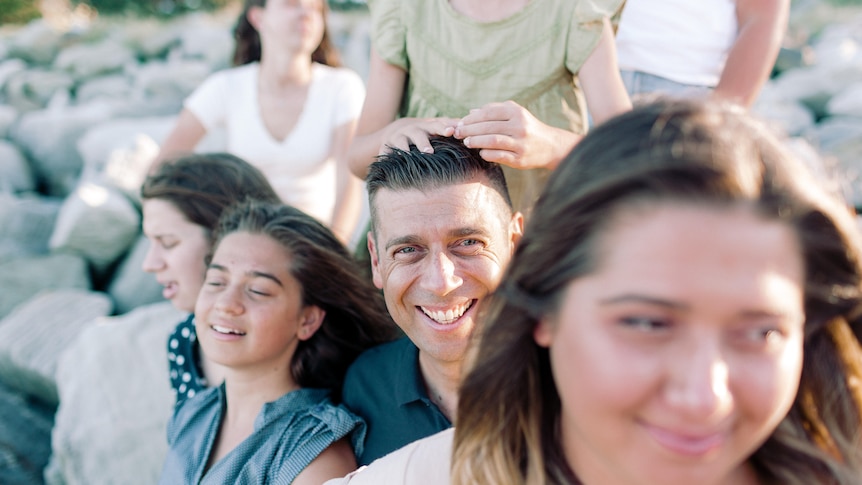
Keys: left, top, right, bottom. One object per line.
{"left": 210, "top": 200, "right": 396, "bottom": 399}
{"left": 232, "top": 0, "right": 341, "bottom": 67}
{"left": 141, "top": 152, "right": 281, "bottom": 240}
{"left": 452, "top": 99, "right": 862, "bottom": 484}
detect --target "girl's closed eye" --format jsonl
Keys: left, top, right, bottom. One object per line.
{"left": 248, "top": 286, "right": 273, "bottom": 297}
{"left": 159, "top": 238, "right": 178, "bottom": 250}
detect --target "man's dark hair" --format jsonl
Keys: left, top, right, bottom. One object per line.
{"left": 366, "top": 136, "right": 512, "bottom": 231}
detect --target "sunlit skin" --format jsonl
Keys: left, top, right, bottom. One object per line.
{"left": 194, "top": 231, "right": 323, "bottom": 379}
{"left": 250, "top": 0, "right": 324, "bottom": 58}
{"left": 141, "top": 199, "right": 210, "bottom": 312}
{"left": 534, "top": 204, "right": 805, "bottom": 485}
{"left": 368, "top": 178, "right": 522, "bottom": 367}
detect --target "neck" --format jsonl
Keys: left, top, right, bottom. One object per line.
{"left": 418, "top": 352, "right": 463, "bottom": 422}
{"left": 258, "top": 50, "right": 313, "bottom": 87}
{"left": 222, "top": 368, "right": 298, "bottom": 423}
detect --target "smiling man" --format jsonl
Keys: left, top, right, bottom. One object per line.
{"left": 341, "top": 136, "right": 523, "bottom": 465}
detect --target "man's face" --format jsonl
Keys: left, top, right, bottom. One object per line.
{"left": 368, "top": 176, "right": 522, "bottom": 366}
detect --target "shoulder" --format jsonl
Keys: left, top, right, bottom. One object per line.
{"left": 324, "top": 429, "right": 454, "bottom": 485}
{"left": 202, "top": 63, "right": 257, "bottom": 87}
{"left": 346, "top": 338, "right": 414, "bottom": 381}
{"left": 274, "top": 389, "right": 363, "bottom": 437}
{"left": 167, "top": 385, "right": 220, "bottom": 442}
{"left": 313, "top": 64, "right": 365, "bottom": 90}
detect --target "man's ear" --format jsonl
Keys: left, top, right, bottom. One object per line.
{"left": 367, "top": 231, "right": 384, "bottom": 290}
{"left": 297, "top": 306, "right": 325, "bottom": 341}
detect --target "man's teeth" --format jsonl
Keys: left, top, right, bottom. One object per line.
{"left": 212, "top": 325, "right": 246, "bottom": 335}
{"left": 421, "top": 302, "right": 471, "bottom": 324}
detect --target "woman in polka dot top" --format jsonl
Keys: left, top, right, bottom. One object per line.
{"left": 142, "top": 153, "right": 282, "bottom": 404}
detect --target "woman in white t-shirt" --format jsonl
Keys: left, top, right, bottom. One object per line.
{"left": 615, "top": 0, "right": 789, "bottom": 107}
{"left": 155, "top": 0, "right": 365, "bottom": 244}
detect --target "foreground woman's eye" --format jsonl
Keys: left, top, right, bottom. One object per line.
{"left": 738, "top": 326, "right": 787, "bottom": 349}
{"left": 619, "top": 316, "right": 671, "bottom": 332}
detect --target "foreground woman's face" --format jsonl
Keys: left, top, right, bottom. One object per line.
{"left": 534, "top": 203, "right": 805, "bottom": 485}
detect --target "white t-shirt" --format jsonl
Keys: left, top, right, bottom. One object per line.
{"left": 185, "top": 62, "right": 365, "bottom": 225}
{"left": 324, "top": 429, "right": 453, "bottom": 485}
{"left": 616, "top": 0, "right": 738, "bottom": 87}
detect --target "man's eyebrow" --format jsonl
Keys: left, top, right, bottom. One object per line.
{"left": 384, "top": 226, "right": 492, "bottom": 250}
{"left": 386, "top": 235, "right": 422, "bottom": 251}
{"left": 449, "top": 227, "right": 491, "bottom": 239}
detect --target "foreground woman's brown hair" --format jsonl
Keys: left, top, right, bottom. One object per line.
{"left": 452, "top": 99, "right": 862, "bottom": 484}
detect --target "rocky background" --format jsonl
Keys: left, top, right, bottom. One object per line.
{"left": 0, "top": 0, "right": 860, "bottom": 484}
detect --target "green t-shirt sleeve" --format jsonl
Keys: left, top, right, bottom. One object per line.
{"left": 368, "top": 0, "right": 408, "bottom": 71}
{"left": 565, "top": 0, "right": 626, "bottom": 74}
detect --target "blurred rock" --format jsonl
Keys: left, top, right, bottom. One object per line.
{"left": 3, "top": 68, "right": 74, "bottom": 112}
{"left": 0, "top": 380, "right": 55, "bottom": 485}
{"left": 54, "top": 39, "right": 135, "bottom": 80}
{"left": 122, "top": 19, "right": 181, "bottom": 59}
{"left": 0, "top": 289, "right": 112, "bottom": 404}
{"left": 77, "top": 116, "right": 172, "bottom": 188}
{"left": 826, "top": 83, "right": 862, "bottom": 117}
{"left": 805, "top": 116, "right": 862, "bottom": 151}
{"left": 753, "top": 97, "right": 816, "bottom": 137}
{"left": 0, "top": 194, "right": 61, "bottom": 263}
{"left": 0, "top": 104, "right": 18, "bottom": 138}
{"left": 772, "top": 46, "right": 812, "bottom": 74}
{"left": 804, "top": 116, "right": 862, "bottom": 206}
{"left": 131, "top": 58, "right": 211, "bottom": 108}
{"left": 176, "top": 20, "right": 233, "bottom": 69}
{"left": 75, "top": 74, "right": 133, "bottom": 104}
{"left": 47, "top": 302, "right": 182, "bottom": 485}
{"left": 810, "top": 20, "right": 862, "bottom": 68}
{"left": 6, "top": 20, "right": 62, "bottom": 65}
{"left": 0, "top": 140, "right": 35, "bottom": 193}
{"left": 10, "top": 101, "right": 113, "bottom": 196}
{"left": 49, "top": 180, "right": 141, "bottom": 276}
{"left": 77, "top": 115, "right": 226, "bottom": 202}
{"left": 0, "top": 58, "right": 27, "bottom": 92}
{"left": 107, "top": 236, "right": 166, "bottom": 315}
{"left": 0, "top": 253, "right": 90, "bottom": 320}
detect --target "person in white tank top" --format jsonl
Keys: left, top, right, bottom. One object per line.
{"left": 615, "top": 0, "right": 789, "bottom": 107}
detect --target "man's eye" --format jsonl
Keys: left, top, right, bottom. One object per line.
{"left": 460, "top": 239, "right": 479, "bottom": 246}
{"left": 395, "top": 247, "right": 417, "bottom": 254}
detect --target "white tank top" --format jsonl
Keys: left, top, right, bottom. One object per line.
{"left": 616, "top": 0, "right": 738, "bottom": 87}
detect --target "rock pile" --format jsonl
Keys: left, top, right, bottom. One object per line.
{"left": 0, "top": 7, "right": 369, "bottom": 485}
{"left": 753, "top": 2, "right": 862, "bottom": 205}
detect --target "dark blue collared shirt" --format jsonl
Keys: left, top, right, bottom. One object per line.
{"left": 341, "top": 337, "right": 452, "bottom": 465}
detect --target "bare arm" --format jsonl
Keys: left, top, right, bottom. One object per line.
{"left": 150, "top": 108, "right": 207, "bottom": 173}
{"left": 347, "top": 48, "right": 457, "bottom": 179}
{"left": 330, "top": 119, "right": 363, "bottom": 245}
{"left": 713, "top": 0, "right": 789, "bottom": 107}
{"left": 579, "top": 17, "right": 632, "bottom": 125}
{"left": 293, "top": 438, "right": 358, "bottom": 485}
{"left": 452, "top": 18, "right": 630, "bottom": 171}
